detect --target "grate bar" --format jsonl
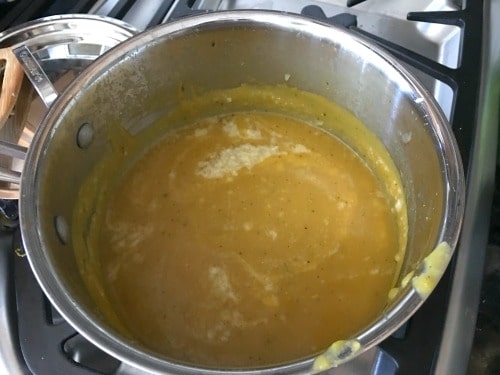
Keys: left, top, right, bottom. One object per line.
{"left": 89, "top": 0, "right": 135, "bottom": 19}
{"left": 407, "top": 10, "right": 465, "bottom": 27}
{"left": 346, "top": 0, "right": 367, "bottom": 7}
{"left": 121, "top": 0, "right": 175, "bottom": 30}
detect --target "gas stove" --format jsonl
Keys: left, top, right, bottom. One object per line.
{"left": 0, "top": 0, "right": 498, "bottom": 374}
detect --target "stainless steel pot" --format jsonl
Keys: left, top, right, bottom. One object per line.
{"left": 19, "top": 11, "right": 464, "bottom": 374}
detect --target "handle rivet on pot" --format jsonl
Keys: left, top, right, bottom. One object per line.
{"left": 54, "top": 215, "right": 69, "bottom": 245}
{"left": 76, "top": 122, "right": 94, "bottom": 149}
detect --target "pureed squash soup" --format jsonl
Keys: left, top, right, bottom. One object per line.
{"left": 73, "top": 84, "right": 408, "bottom": 368}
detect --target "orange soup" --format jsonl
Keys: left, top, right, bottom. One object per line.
{"left": 89, "top": 111, "right": 403, "bottom": 367}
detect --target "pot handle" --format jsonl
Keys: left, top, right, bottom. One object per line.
{"left": 0, "top": 45, "right": 59, "bottom": 187}
{"left": 0, "top": 47, "right": 24, "bottom": 129}
{"left": 11, "top": 45, "right": 58, "bottom": 108}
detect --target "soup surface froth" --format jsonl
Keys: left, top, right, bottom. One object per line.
{"left": 73, "top": 85, "right": 407, "bottom": 368}
{"left": 90, "top": 112, "right": 402, "bottom": 367}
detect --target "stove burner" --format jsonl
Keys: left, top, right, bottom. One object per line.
{"left": 13, "top": 227, "right": 120, "bottom": 374}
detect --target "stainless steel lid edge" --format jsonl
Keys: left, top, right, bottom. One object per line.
{"left": 0, "top": 13, "right": 138, "bottom": 42}
{"left": 0, "top": 14, "right": 138, "bottom": 199}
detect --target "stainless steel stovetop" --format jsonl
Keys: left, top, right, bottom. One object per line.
{"left": 0, "top": 0, "right": 498, "bottom": 374}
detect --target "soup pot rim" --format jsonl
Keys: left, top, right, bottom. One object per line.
{"left": 19, "top": 10, "right": 465, "bottom": 374}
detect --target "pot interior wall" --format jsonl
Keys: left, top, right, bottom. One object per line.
{"left": 33, "top": 17, "right": 446, "bottom": 363}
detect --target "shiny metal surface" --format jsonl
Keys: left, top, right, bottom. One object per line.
{"left": 104, "top": 0, "right": 463, "bottom": 111}
{"left": 0, "top": 14, "right": 137, "bottom": 199}
{"left": 12, "top": 45, "right": 58, "bottom": 108}
{"left": 192, "top": 0, "right": 461, "bottom": 119}
{"left": 0, "top": 140, "right": 25, "bottom": 187}
{"left": 121, "top": 0, "right": 170, "bottom": 31}
{"left": 0, "top": 141, "right": 26, "bottom": 160}
{"left": 0, "top": 232, "right": 29, "bottom": 375}
{"left": 194, "top": 0, "right": 461, "bottom": 68}
{"left": 434, "top": 0, "right": 500, "bottom": 374}
{"left": 90, "top": 0, "right": 174, "bottom": 31}
{"left": 114, "top": 347, "right": 395, "bottom": 375}
{"left": 19, "top": 11, "right": 464, "bottom": 374}
{"left": 0, "top": 167, "right": 20, "bottom": 184}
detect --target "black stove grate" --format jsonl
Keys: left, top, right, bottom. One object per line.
{"left": 301, "top": 3, "right": 482, "bottom": 172}
{"left": 346, "top": 0, "right": 367, "bottom": 6}
{"left": 12, "top": 227, "right": 120, "bottom": 374}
